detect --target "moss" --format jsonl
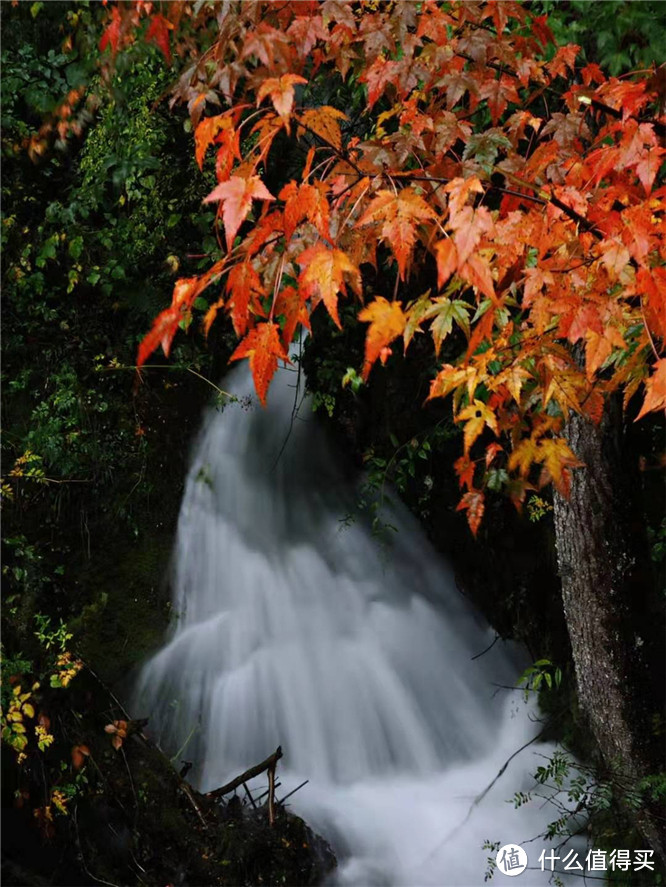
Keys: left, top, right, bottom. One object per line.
{"left": 71, "top": 531, "right": 174, "bottom": 683}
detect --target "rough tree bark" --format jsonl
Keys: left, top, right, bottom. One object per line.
{"left": 553, "top": 403, "right": 665, "bottom": 860}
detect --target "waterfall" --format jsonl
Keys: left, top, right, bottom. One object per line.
{"left": 134, "top": 365, "right": 579, "bottom": 886}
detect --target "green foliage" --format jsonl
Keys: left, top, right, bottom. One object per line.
{"left": 527, "top": 494, "right": 554, "bottom": 523}
{"left": 517, "top": 658, "right": 562, "bottom": 700}
{"left": 1, "top": 6, "right": 233, "bottom": 734}
{"left": 538, "top": 1, "right": 666, "bottom": 76}
{"left": 33, "top": 614, "right": 73, "bottom": 653}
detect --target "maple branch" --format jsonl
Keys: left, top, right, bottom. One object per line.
{"left": 547, "top": 194, "right": 600, "bottom": 236}
{"left": 639, "top": 293, "right": 662, "bottom": 363}
{"left": 588, "top": 98, "right": 666, "bottom": 139}
{"left": 294, "top": 114, "right": 364, "bottom": 177}
{"left": 402, "top": 172, "right": 549, "bottom": 208}
{"left": 102, "top": 364, "right": 234, "bottom": 400}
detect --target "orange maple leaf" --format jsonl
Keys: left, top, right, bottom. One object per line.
{"left": 279, "top": 181, "right": 330, "bottom": 240}
{"left": 204, "top": 176, "right": 274, "bottom": 252}
{"left": 358, "top": 297, "right": 406, "bottom": 380}
{"left": 636, "top": 358, "right": 666, "bottom": 421}
{"left": 230, "top": 322, "right": 290, "bottom": 406}
{"left": 257, "top": 74, "right": 307, "bottom": 127}
{"left": 357, "top": 189, "right": 437, "bottom": 280}
{"left": 225, "top": 262, "right": 267, "bottom": 338}
{"left": 637, "top": 267, "right": 666, "bottom": 342}
{"left": 297, "top": 106, "right": 347, "bottom": 151}
{"left": 456, "top": 400, "right": 499, "bottom": 453}
{"left": 194, "top": 114, "right": 238, "bottom": 172}
{"left": 434, "top": 239, "right": 457, "bottom": 290}
{"left": 297, "top": 245, "right": 361, "bottom": 328}
{"left": 456, "top": 490, "right": 485, "bottom": 536}
{"left": 274, "top": 285, "right": 311, "bottom": 348}
{"left": 454, "top": 453, "right": 476, "bottom": 490}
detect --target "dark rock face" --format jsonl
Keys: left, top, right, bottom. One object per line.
{"left": 215, "top": 804, "right": 337, "bottom": 887}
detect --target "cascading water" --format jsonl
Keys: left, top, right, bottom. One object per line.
{"left": 134, "top": 365, "right": 578, "bottom": 886}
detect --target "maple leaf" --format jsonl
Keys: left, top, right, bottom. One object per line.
{"left": 530, "top": 15, "right": 554, "bottom": 48}
{"left": 562, "top": 302, "right": 603, "bottom": 345}
{"left": 599, "top": 240, "right": 630, "bottom": 281}
{"left": 460, "top": 255, "right": 496, "bottom": 301}
{"left": 286, "top": 14, "right": 328, "bottom": 57}
{"left": 274, "top": 285, "right": 311, "bottom": 348}
{"left": 99, "top": 6, "right": 121, "bottom": 55}
{"left": 257, "top": 74, "right": 308, "bottom": 128}
{"left": 634, "top": 144, "right": 666, "bottom": 196}
{"left": 358, "top": 297, "right": 406, "bottom": 380}
{"left": 357, "top": 189, "right": 437, "bottom": 280}
{"left": 138, "top": 266, "right": 226, "bottom": 366}
{"left": 204, "top": 176, "right": 275, "bottom": 252}
{"left": 194, "top": 114, "right": 238, "bottom": 171}
{"left": 478, "top": 77, "right": 520, "bottom": 125}
{"left": 542, "top": 356, "right": 587, "bottom": 419}
{"left": 225, "top": 262, "right": 266, "bottom": 337}
{"left": 434, "top": 239, "right": 457, "bottom": 290}
{"left": 584, "top": 330, "right": 613, "bottom": 380}
{"left": 403, "top": 291, "right": 435, "bottom": 350}
{"left": 298, "top": 106, "right": 347, "bottom": 151}
{"left": 279, "top": 181, "right": 330, "bottom": 240}
{"left": 546, "top": 44, "right": 580, "bottom": 80}
{"left": 456, "top": 400, "right": 499, "bottom": 453}
{"left": 428, "top": 364, "right": 479, "bottom": 402}
{"left": 456, "top": 490, "right": 485, "bottom": 537}
{"left": 637, "top": 267, "right": 666, "bottom": 342}
{"left": 454, "top": 454, "right": 476, "bottom": 490}
{"left": 137, "top": 306, "right": 180, "bottom": 367}
{"left": 537, "top": 438, "right": 583, "bottom": 497}
{"left": 203, "top": 297, "right": 225, "bottom": 337}
{"left": 445, "top": 177, "right": 484, "bottom": 227}
{"left": 297, "top": 245, "right": 361, "bottom": 328}
{"left": 240, "top": 23, "right": 287, "bottom": 67}
{"left": 485, "top": 442, "right": 504, "bottom": 467}
{"left": 635, "top": 359, "right": 666, "bottom": 421}
{"left": 145, "top": 14, "right": 172, "bottom": 64}
{"left": 230, "top": 322, "right": 290, "bottom": 406}
{"left": 508, "top": 436, "right": 540, "bottom": 478}
{"left": 492, "top": 363, "right": 533, "bottom": 405}
{"left": 361, "top": 55, "right": 400, "bottom": 109}
{"left": 423, "top": 296, "right": 472, "bottom": 356}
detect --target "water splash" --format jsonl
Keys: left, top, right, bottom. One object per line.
{"left": 134, "top": 366, "right": 578, "bottom": 886}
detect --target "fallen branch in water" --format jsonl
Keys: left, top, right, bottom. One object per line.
{"left": 206, "top": 746, "right": 283, "bottom": 803}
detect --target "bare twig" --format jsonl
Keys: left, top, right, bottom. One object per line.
{"left": 277, "top": 779, "right": 309, "bottom": 806}
{"left": 206, "top": 746, "right": 283, "bottom": 801}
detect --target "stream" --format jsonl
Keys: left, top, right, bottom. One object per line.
{"left": 133, "top": 365, "right": 580, "bottom": 886}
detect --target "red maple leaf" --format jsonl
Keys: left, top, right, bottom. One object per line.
{"left": 230, "top": 322, "right": 290, "bottom": 406}
{"left": 204, "top": 176, "right": 275, "bottom": 252}
{"left": 145, "top": 14, "right": 172, "bottom": 64}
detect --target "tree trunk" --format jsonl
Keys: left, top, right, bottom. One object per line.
{"left": 552, "top": 404, "right": 665, "bottom": 859}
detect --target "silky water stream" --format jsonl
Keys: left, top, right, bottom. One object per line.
{"left": 134, "top": 365, "right": 579, "bottom": 886}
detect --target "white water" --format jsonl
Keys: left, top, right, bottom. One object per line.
{"left": 134, "top": 366, "right": 579, "bottom": 886}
